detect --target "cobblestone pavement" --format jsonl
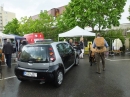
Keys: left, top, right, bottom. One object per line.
{"left": 0, "top": 54, "right": 130, "bottom": 97}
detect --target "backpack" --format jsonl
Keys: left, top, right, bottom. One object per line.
{"left": 94, "top": 37, "right": 105, "bottom": 47}
{"left": 94, "top": 37, "right": 106, "bottom": 53}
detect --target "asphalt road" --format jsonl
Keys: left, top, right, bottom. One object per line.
{"left": 0, "top": 54, "right": 130, "bottom": 97}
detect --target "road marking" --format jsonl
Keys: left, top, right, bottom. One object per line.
{"left": 105, "top": 58, "right": 130, "bottom": 61}
{"left": 0, "top": 76, "right": 16, "bottom": 81}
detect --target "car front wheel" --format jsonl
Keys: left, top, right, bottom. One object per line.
{"left": 54, "top": 70, "right": 63, "bottom": 87}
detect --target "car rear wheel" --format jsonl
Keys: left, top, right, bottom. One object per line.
{"left": 54, "top": 70, "right": 63, "bottom": 87}
{"left": 75, "top": 56, "right": 79, "bottom": 66}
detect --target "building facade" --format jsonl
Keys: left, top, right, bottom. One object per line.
{"left": 0, "top": 6, "right": 16, "bottom": 31}
{"left": 31, "top": 5, "right": 66, "bottom": 20}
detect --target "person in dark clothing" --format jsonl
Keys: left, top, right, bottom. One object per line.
{"left": 2, "top": 39, "right": 13, "bottom": 68}
{"left": 19, "top": 40, "right": 28, "bottom": 52}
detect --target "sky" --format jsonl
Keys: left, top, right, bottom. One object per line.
{"left": 0, "top": 0, "right": 130, "bottom": 24}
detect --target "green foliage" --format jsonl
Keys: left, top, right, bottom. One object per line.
{"left": 56, "top": 15, "right": 70, "bottom": 32}
{"left": 18, "top": 11, "right": 56, "bottom": 39}
{"left": 37, "top": 11, "right": 55, "bottom": 39}
{"left": 3, "top": 18, "right": 21, "bottom": 35}
{"left": 127, "top": 5, "right": 130, "bottom": 21}
{"left": 19, "top": 16, "right": 33, "bottom": 35}
{"left": 3, "top": 1, "right": 127, "bottom": 41}
{"left": 3, "top": 10, "right": 58, "bottom": 40}
{"left": 58, "top": 0, "right": 127, "bottom": 32}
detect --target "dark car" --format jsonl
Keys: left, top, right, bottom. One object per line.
{"left": 14, "top": 41, "right": 79, "bottom": 87}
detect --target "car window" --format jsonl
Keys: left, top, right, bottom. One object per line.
{"left": 57, "top": 43, "right": 65, "bottom": 55}
{"left": 63, "top": 43, "right": 73, "bottom": 53}
{"left": 19, "top": 45, "right": 48, "bottom": 63}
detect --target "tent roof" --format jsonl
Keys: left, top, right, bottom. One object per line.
{"left": 59, "top": 26, "right": 95, "bottom": 37}
{"left": 0, "top": 32, "right": 15, "bottom": 39}
{"left": 9, "top": 34, "right": 26, "bottom": 40}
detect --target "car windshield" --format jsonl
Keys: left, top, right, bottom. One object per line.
{"left": 19, "top": 45, "right": 48, "bottom": 63}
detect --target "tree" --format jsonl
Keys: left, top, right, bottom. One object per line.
{"left": 19, "top": 16, "right": 37, "bottom": 35}
{"left": 19, "top": 11, "right": 55, "bottom": 38}
{"left": 37, "top": 10, "right": 55, "bottom": 39}
{"left": 13, "top": 10, "right": 58, "bottom": 40}
{"left": 127, "top": 5, "right": 130, "bottom": 21}
{"left": 56, "top": 15, "right": 70, "bottom": 33}
{"left": 3, "top": 18, "right": 21, "bottom": 35}
{"left": 59, "top": 0, "right": 127, "bottom": 32}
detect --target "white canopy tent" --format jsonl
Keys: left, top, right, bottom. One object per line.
{"left": 0, "top": 32, "right": 15, "bottom": 49}
{"left": 0, "top": 32, "right": 15, "bottom": 39}
{"left": 0, "top": 32, "right": 16, "bottom": 63}
{"left": 58, "top": 26, "right": 95, "bottom": 40}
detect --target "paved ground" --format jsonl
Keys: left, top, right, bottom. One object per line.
{"left": 0, "top": 54, "right": 130, "bottom": 97}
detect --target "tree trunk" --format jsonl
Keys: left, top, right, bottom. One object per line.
{"left": 99, "top": 23, "right": 101, "bottom": 32}
{"left": 92, "top": 27, "right": 94, "bottom": 32}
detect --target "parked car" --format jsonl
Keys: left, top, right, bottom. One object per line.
{"left": 14, "top": 41, "right": 79, "bottom": 87}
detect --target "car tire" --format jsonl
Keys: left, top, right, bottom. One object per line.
{"left": 54, "top": 70, "right": 64, "bottom": 87}
{"left": 75, "top": 56, "right": 79, "bottom": 66}
{"left": 17, "top": 77, "right": 27, "bottom": 82}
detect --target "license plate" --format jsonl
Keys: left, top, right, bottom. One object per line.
{"left": 23, "top": 71, "right": 37, "bottom": 77}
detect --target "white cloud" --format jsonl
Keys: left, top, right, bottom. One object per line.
{"left": 0, "top": 0, "right": 129, "bottom": 24}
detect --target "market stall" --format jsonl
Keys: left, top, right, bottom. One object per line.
{"left": 58, "top": 26, "right": 95, "bottom": 38}
{"left": 58, "top": 26, "right": 95, "bottom": 54}
{"left": 0, "top": 32, "right": 15, "bottom": 63}
{"left": 9, "top": 34, "right": 26, "bottom": 52}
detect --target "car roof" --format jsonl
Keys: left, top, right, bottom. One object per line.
{"left": 25, "top": 41, "right": 67, "bottom": 46}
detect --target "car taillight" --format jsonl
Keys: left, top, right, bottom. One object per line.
{"left": 49, "top": 47, "right": 56, "bottom": 62}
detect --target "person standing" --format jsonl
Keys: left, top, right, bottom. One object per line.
{"left": 2, "top": 39, "right": 13, "bottom": 68}
{"left": 19, "top": 40, "right": 28, "bottom": 53}
{"left": 92, "top": 33, "right": 108, "bottom": 74}
{"left": 79, "top": 37, "right": 84, "bottom": 58}
{"left": 69, "top": 39, "right": 73, "bottom": 46}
